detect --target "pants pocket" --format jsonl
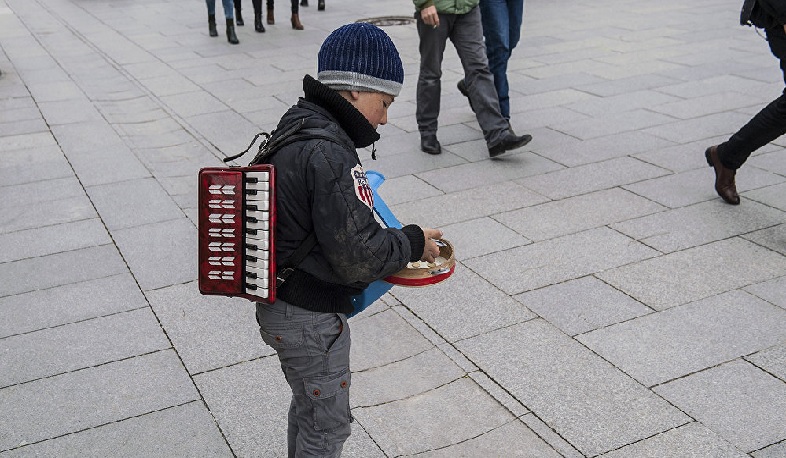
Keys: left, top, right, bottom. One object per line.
{"left": 259, "top": 324, "right": 306, "bottom": 350}
{"left": 304, "top": 370, "right": 351, "bottom": 431}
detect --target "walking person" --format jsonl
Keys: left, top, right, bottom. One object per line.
{"left": 706, "top": 0, "right": 786, "bottom": 205}
{"left": 206, "top": 0, "right": 239, "bottom": 44}
{"left": 458, "top": 0, "right": 524, "bottom": 121}
{"left": 414, "top": 0, "right": 532, "bottom": 157}
{"left": 251, "top": 22, "right": 443, "bottom": 456}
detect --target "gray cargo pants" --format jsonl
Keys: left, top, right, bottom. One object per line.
{"left": 256, "top": 300, "right": 352, "bottom": 457}
{"left": 415, "top": 5, "right": 510, "bottom": 145}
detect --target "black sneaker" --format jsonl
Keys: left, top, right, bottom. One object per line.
{"left": 421, "top": 135, "right": 442, "bottom": 155}
{"left": 488, "top": 131, "right": 532, "bottom": 157}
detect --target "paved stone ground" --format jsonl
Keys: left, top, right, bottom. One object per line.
{"left": 2, "top": 0, "right": 786, "bottom": 456}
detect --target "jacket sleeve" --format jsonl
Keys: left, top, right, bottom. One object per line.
{"left": 307, "top": 143, "right": 414, "bottom": 285}
{"left": 413, "top": 0, "right": 434, "bottom": 11}
{"left": 758, "top": 0, "right": 786, "bottom": 25}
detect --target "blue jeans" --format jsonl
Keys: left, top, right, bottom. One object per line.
{"left": 479, "top": 0, "right": 524, "bottom": 119}
{"left": 256, "top": 301, "right": 352, "bottom": 457}
{"left": 206, "top": 0, "right": 234, "bottom": 19}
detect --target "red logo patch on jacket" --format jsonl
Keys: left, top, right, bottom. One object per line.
{"left": 352, "top": 165, "right": 374, "bottom": 210}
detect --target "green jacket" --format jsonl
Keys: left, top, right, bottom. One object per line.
{"left": 413, "top": 0, "right": 478, "bottom": 15}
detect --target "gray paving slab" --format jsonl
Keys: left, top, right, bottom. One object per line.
{"left": 516, "top": 276, "right": 652, "bottom": 337}
{"left": 456, "top": 319, "right": 689, "bottom": 457}
{"left": 87, "top": 177, "right": 184, "bottom": 231}
{"left": 753, "top": 441, "right": 786, "bottom": 458}
{"left": 0, "top": 176, "right": 84, "bottom": 210}
{"left": 352, "top": 377, "right": 513, "bottom": 456}
{"left": 598, "top": 422, "right": 748, "bottom": 458}
{"left": 744, "top": 223, "right": 786, "bottom": 257}
{"left": 495, "top": 188, "right": 665, "bottom": 242}
{"left": 391, "top": 265, "right": 536, "bottom": 343}
{"left": 519, "top": 156, "right": 669, "bottom": 200}
{"left": 1, "top": 402, "right": 232, "bottom": 458}
{"left": 350, "top": 347, "right": 464, "bottom": 408}
{"left": 579, "top": 290, "right": 786, "bottom": 387}
{"left": 418, "top": 419, "right": 561, "bottom": 458}
{"left": 465, "top": 227, "right": 659, "bottom": 295}
{"left": 0, "top": 308, "right": 170, "bottom": 387}
{"left": 0, "top": 195, "right": 96, "bottom": 235}
{"left": 441, "top": 216, "right": 532, "bottom": 261}
{"left": 0, "top": 245, "right": 127, "bottom": 298}
{"left": 599, "top": 238, "right": 786, "bottom": 310}
{"left": 390, "top": 181, "right": 548, "bottom": 228}
{"left": 534, "top": 129, "right": 676, "bottom": 168}
{"left": 612, "top": 199, "right": 786, "bottom": 253}
{"left": 654, "top": 359, "right": 786, "bottom": 453}
{"left": 746, "top": 275, "right": 786, "bottom": 311}
{"left": 0, "top": 273, "right": 147, "bottom": 339}
{"left": 0, "top": 349, "right": 198, "bottom": 453}
{"left": 0, "top": 218, "right": 111, "bottom": 263}
{"left": 146, "top": 281, "right": 269, "bottom": 374}
{"left": 747, "top": 343, "right": 786, "bottom": 382}
{"left": 349, "top": 308, "right": 434, "bottom": 372}
{"left": 112, "top": 217, "right": 196, "bottom": 291}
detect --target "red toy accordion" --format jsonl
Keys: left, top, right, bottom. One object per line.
{"left": 198, "top": 165, "right": 277, "bottom": 303}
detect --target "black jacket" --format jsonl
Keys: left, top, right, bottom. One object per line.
{"left": 748, "top": 0, "right": 786, "bottom": 28}
{"left": 257, "top": 75, "right": 425, "bottom": 314}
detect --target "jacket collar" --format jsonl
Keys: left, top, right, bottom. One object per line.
{"left": 302, "top": 75, "right": 380, "bottom": 149}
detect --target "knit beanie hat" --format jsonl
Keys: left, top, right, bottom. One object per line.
{"left": 317, "top": 22, "right": 404, "bottom": 97}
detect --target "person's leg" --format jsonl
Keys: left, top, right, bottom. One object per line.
{"left": 291, "top": 0, "right": 303, "bottom": 29}
{"left": 234, "top": 0, "right": 244, "bottom": 25}
{"left": 221, "top": 0, "right": 234, "bottom": 19}
{"left": 257, "top": 302, "right": 352, "bottom": 457}
{"left": 415, "top": 13, "right": 451, "bottom": 139}
{"left": 267, "top": 0, "right": 275, "bottom": 24}
{"left": 206, "top": 0, "right": 216, "bottom": 16}
{"left": 451, "top": 6, "right": 510, "bottom": 144}
{"left": 479, "top": 0, "right": 511, "bottom": 119}
{"left": 717, "top": 27, "right": 786, "bottom": 170}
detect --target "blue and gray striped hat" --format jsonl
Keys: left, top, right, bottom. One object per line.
{"left": 317, "top": 22, "right": 404, "bottom": 97}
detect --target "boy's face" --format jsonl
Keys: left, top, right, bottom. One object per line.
{"left": 351, "top": 91, "right": 395, "bottom": 130}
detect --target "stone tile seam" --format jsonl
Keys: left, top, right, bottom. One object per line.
{"left": 0, "top": 347, "right": 173, "bottom": 390}
{"left": 743, "top": 348, "right": 786, "bottom": 385}
{"left": 649, "top": 354, "right": 774, "bottom": 391}
{"left": 0, "top": 303, "right": 150, "bottom": 340}
{"left": 0, "top": 271, "right": 123, "bottom": 301}
{"left": 749, "top": 438, "right": 786, "bottom": 456}
{"left": 0, "top": 241, "right": 115, "bottom": 267}
{"left": 397, "top": 416, "right": 557, "bottom": 458}
{"left": 0, "top": 214, "right": 96, "bottom": 237}
{"left": 189, "top": 352, "right": 279, "bottom": 379}
{"left": 0, "top": 399, "right": 203, "bottom": 454}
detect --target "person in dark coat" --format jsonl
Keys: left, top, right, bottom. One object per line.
{"left": 706, "top": 0, "right": 786, "bottom": 204}
{"left": 253, "top": 23, "right": 442, "bottom": 457}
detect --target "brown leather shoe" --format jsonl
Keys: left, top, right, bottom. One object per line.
{"left": 705, "top": 146, "right": 740, "bottom": 205}
{"left": 291, "top": 13, "right": 303, "bottom": 30}
{"left": 267, "top": 7, "right": 274, "bottom": 24}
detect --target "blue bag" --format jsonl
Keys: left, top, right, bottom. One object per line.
{"left": 348, "top": 170, "right": 401, "bottom": 318}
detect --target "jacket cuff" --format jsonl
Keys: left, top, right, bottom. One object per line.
{"left": 401, "top": 224, "right": 425, "bottom": 263}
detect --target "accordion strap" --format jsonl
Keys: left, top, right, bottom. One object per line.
{"left": 276, "top": 232, "right": 317, "bottom": 286}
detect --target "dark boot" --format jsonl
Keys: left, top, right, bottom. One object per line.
{"left": 267, "top": 7, "right": 274, "bottom": 24}
{"left": 208, "top": 13, "right": 218, "bottom": 37}
{"left": 705, "top": 146, "right": 740, "bottom": 205}
{"left": 291, "top": 13, "right": 303, "bottom": 30}
{"left": 226, "top": 19, "right": 239, "bottom": 44}
{"left": 254, "top": 11, "right": 265, "bottom": 32}
{"left": 300, "top": 0, "right": 308, "bottom": 6}
{"left": 317, "top": 0, "right": 324, "bottom": 10}
{"left": 234, "top": 0, "right": 244, "bottom": 26}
